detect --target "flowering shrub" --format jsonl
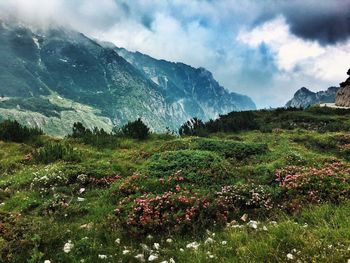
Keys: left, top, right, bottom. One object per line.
{"left": 215, "top": 184, "right": 274, "bottom": 220}
{"left": 115, "top": 190, "right": 218, "bottom": 235}
{"left": 275, "top": 162, "right": 350, "bottom": 211}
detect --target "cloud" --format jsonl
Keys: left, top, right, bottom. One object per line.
{"left": 0, "top": 0, "right": 349, "bottom": 108}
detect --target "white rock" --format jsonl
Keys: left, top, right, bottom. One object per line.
{"left": 247, "top": 220, "right": 258, "bottom": 229}
{"left": 287, "top": 253, "right": 294, "bottom": 260}
{"left": 98, "top": 254, "right": 107, "bottom": 259}
{"left": 221, "top": 241, "right": 227, "bottom": 245}
{"left": 186, "top": 242, "right": 200, "bottom": 250}
{"left": 262, "top": 226, "right": 268, "bottom": 231}
{"left": 115, "top": 238, "right": 121, "bottom": 244}
{"left": 79, "top": 188, "right": 86, "bottom": 194}
{"left": 44, "top": 260, "right": 51, "bottom": 263}
{"left": 77, "top": 197, "right": 85, "bottom": 202}
{"left": 122, "top": 250, "right": 131, "bottom": 255}
{"left": 169, "top": 258, "right": 175, "bottom": 263}
{"left": 153, "top": 242, "right": 160, "bottom": 250}
{"left": 63, "top": 240, "right": 74, "bottom": 253}
{"left": 166, "top": 238, "right": 173, "bottom": 243}
{"left": 148, "top": 254, "right": 159, "bottom": 261}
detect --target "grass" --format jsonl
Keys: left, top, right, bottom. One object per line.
{"left": 0, "top": 125, "right": 349, "bottom": 262}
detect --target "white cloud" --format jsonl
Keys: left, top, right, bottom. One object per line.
{"left": 237, "top": 16, "right": 350, "bottom": 83}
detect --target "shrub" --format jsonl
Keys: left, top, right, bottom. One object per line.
{"left": 193, "top": 138, "right": 268, "bottom": 159}
{"left": 33, "top": 142, "right": 81, "bottom": 164}
{"left": 215, "top": 184, "right": 275, "bottom": 220}
{"left": 0, "top": 119, "right": 42, "bottom": 142}
{"left": 275, "top": 162, "right": 350, "bottom": 212}
{"left": 178, "top": 118, "right": 208, "bottom": 137}
{"left": 121, "top": 118, "right": 150, "bottom": 140}
{"left": 70, "top": 122, "right": 119, "bottom": 149}
{"left": 142, "top": 150, "right": 229, "bottom": 186}
{"left": 114, "top": 190, "right": 219, "bottom": 235}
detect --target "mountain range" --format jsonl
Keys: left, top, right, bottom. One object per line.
{"left": 285, "top": 86, "right": 339, "bottom": 108}
{"left": 0, "top": 20, "right": 255, "bottom": 136}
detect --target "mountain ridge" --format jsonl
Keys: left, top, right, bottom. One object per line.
{"left": 0, "top": 20, "right": 256, "bottom": 135}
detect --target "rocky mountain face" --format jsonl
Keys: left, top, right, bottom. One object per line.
{"left": 335, "top": 69, "right": 350, "bottom": 107}
{"left": 0, "top": 21, "right": 255, "bottom": 135}
{"left": 285, "top": 86, "right": 339, "bottom": 108}
{"left": 114, "top": 47, "right": 256, "bottom": 122}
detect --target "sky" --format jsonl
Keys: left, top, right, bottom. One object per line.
{"left": 0, "top": 0, "right": 350, "bottom": 108}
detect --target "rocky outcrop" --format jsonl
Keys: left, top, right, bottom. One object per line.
{"left": 285, "top": 86, "right": 339, "bottom": 108}
{"left": 335, "top": 69, "right": 350, "bottom": 107}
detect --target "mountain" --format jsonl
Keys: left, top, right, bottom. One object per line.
{"left": 335, "top": 69, "right": 350, "bottom": 107}
{"left": 113, "top": 47, "right": 256, "bottom": 121}
{"left": 0, "top": 20, "right": 255, "bottom": 135}
{"left": 285, "top": 86, "right": 339, "bottom": 108}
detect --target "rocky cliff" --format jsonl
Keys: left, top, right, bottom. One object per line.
{"left": 335, "top": 69, "right": 350, "bottom": 107}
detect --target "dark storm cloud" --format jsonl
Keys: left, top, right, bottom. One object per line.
{"left": 253, "top": 0, "right": 350, "bottom": 45}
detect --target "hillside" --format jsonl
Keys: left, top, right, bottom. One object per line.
{"left": 1, "top": 107, "right": 350, "bottom": 262}
{"left": 114, "top": 47, "right": 256, "bottom": 120}
{"left": 0, "top": 21, "right": 255, "bottom": 136}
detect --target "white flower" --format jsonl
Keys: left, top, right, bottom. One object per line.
{"left": 134, "top": 254, "right": 145, "bottom": 262}
{"left": 287, "top": 253, "right": 294, "bottom": 260}
{"left": 122, "top": 250, "right": 131, "bottom": 255}
{"left": 263, "top": 226, "right": 268, "bottom": 231}
{"left": 166, "top": 238, "right": 173, "bottom": 243}
{"left": 221, "top": 241, "right": 227, "bottom": 245}
{"left": 98, "top": 255, "right": 108, "bottom": 259}
{"left": 147, "top": 234, "right": 153, "bottom": 240}
{"left": 179, "top": 248, "right": 184, "bottom": 252}
{"left": 186, "top": 242, "right": 200, "bottom": 250}
{"left": 153, "top": 243, "right": 160, "bottom": 250}
{"left": 115, "top": 238, "right": 120, "bottom": 244}
{"left": 79, "top": 188, "right": 86, "bottom": 194}
{"left": 204, "top": 237, "right": 215, "bottom": 244}
{"left": 169, "top": 258, "right": 175, "bottom": 263}
{"left": 63, "top": 240, "right": 74, "bottom": 253}
{"left": 160, "top": 261, "right": 168, "bottom": 263}
{"left": 148, "top": 254, "right": 159, "bottom": 261}
{"left": 44, "top": 260, "right": 51, "bottom": 263}
{"left": 77, "top": 197, "right": 85, "bottom": 202}
{"left": 247, "top": 220, "right": 258, "bottom": 229}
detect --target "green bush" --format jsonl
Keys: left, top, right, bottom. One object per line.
{"left": 193, "top": 138, "right": 268, "bottom": 159}
{"left": 121, "top": 118, "right": 150, "bottom": 140}
{"left": 0, "top": 119, "right": 43, "bottom": 142}
{"left": 70, "top": 122, "right": 120, "bottom": 149}
{"left": 33, "top": 142, "right": 81, "bottom": 164}
{"left": 142, "top": 150, "right": 229, "bottom": 186}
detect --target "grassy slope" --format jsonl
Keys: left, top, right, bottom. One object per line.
{"left": 0, "top": 129, "right": 349, "bottom": 262}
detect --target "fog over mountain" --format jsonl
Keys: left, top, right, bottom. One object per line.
{"left": 0, "top": 0, "right": 349, "bottom": 108}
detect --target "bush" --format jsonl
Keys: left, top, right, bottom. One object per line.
{"left": 70, "top": 122, "right": 119, "bottom": 149}
{"left": 275, "top": 162, "right": 350, "bottom": 212}
{"left": 193, "top": 138, "right": 268, "bottom": 159}
{"left": 121, "top": 118, "right": 150, "bottom": 140}
{"left": 115, "top": 190, "right": 219, "bottom": 235}
{"left": 142, "top": 150, "right": 229, "bottom": 186}
{"left": 215, "top": 184, "right": 275, "bottom": 220}
{"left": 0, "top": 119, "right": 43, "bottom": 142}
{"left": 33, "top": 142, "right": 81, "bottom": 164}
{"left": 178, "top": 118, "right": 208, "bottom": 137}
